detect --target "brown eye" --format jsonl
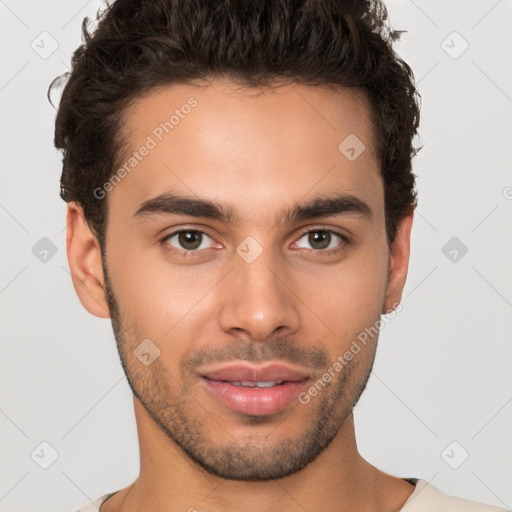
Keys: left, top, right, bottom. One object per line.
{"left": 163, "top": 230, "right": 214, "bottom": 252}
{"left": 307, "top": 231, "right": 331, "bottom": 250}
{"left": 295, "top": 229, "right": 345, "bottom": 252}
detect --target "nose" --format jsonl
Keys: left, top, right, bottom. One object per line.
{"left": 218, "top": 247, "right": 301, "bottom": 342}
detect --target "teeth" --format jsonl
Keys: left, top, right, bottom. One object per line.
{"left": 230, "top": 381, "right": 284, "bottom": 388}
{"left": 256, "top": 381, "right": 281, "bottom": 388}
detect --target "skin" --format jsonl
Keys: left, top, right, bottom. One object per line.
{"left": 66, "top": 78, "right": 415, "bottom": 512}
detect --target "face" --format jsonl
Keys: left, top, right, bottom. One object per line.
{"left": 72, "top": 78, "right": 411, "bottom": 481}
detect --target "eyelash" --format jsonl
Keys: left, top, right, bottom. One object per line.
{"left": 159, "top": 227, "right": 349, "bottom": 258}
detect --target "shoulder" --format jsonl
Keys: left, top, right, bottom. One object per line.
{"left": 72, "top": 491, "right": 120, "bottom": 512}
{"left": 401, "top": 479, "right": 509, "bottom": 512}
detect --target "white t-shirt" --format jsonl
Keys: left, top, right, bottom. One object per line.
{"left": 73, "top": 478, "right": 509, "bottom": 512}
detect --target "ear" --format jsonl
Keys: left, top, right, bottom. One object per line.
{"left": 66, "top": 202, "right": 110, "bottom": 318}
{"left": 382, "top": 208, "right": 414, "bottom": 314}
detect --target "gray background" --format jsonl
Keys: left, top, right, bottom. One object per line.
{"left": 1, "top": 1, "right": 511, "bottom": 511}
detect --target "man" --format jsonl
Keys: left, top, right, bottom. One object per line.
{"left": 49, "top": 0, "right": 507, "bottom": 511}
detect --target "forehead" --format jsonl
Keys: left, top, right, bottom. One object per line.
{"left": 108, "top": 78, "right": 383, "bottom": 225}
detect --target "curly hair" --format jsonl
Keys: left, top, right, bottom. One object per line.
{"left": 49, "top": 0, "right": 421, "bottom": 249}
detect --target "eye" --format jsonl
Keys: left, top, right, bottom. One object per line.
{"left": 162, "top": 229, "right": 216, "bottom": 253}
{"left": 160, "top": 227, "right": 348, "bottom": 258}
{"left": 292, "top": 229, "right": 347, "bottom": 254}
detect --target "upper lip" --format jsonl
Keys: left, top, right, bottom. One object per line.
{"left": 199, "top": 362, "right": 310, "bottom": 382}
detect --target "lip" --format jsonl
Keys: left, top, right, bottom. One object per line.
{"left": 199, "top": 362, "right": 310, "bottom": 383}
{"left": 199, "top": 362, "right": 311, "bottom": 416}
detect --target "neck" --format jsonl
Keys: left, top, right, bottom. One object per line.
{"left": 106, "top": 397, "right": 414, "bottom": 512}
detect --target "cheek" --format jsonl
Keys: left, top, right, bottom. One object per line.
{"left": 106, "top": 235, "right": 218, "bottom": 341}
{"left": 105, "top": 220, "right": 389, "bottom": 352}
{"left": 315, "top": 242, "right": 389, "bottom": 344}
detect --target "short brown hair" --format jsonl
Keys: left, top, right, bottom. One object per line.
{"left": 49, "top": 0, "right": 421, "bottom": 249}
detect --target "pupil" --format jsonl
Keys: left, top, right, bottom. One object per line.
{"left": 179, "top": 231, "right": 201, "bottom": 250}
{"left": 309, "top": 231, "right": 329, "bottom": 249}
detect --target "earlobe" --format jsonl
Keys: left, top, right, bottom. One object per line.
{"left": 382, "top": 209, "right": 414, "bottom": 315}
{"left": 66, "top": 202, "right": 110, "bottom": 319}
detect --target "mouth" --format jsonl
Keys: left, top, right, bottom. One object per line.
{"left": 198, "top": 362, "right": 311, "bottom": 416}
{"left": 226, "top": 380, "right": 286, "bottom": 387}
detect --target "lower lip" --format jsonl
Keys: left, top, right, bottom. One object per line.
{"left": 200, "top": 377, "right": 309, "bottom": 415}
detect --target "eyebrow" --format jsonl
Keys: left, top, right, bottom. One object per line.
{"left": 133, "top": 191, "right": 373, "bottom": 226}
